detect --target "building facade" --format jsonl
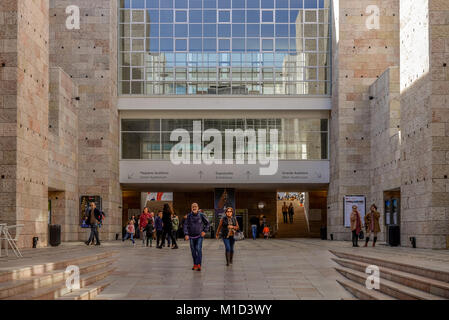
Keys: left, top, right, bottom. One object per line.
{"left": 0, "top": 0, "right": 448, "bottom": 248}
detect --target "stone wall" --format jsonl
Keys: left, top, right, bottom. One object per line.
{"left": 368, "top": 67, "right": 401, "bottom": 241}
{"left": 0, "top": 0, "right": 50, "bottom": 248}
{"left": 0, "top": 0, "right": 19, "bottom": 234}
{"left": 49, "top": 0, "right": 121, "bottom": 240}
{"left": 328, "top": 0, "right": 400, "bottom": 240}
{"left": 48, "top": 67, "right": 79, "bottom": 242}
{"left": 428, "top": 0, "right": 449, "bottom": 249}
{"left": 398, "top": 0, "right": 449, "bottom": 248}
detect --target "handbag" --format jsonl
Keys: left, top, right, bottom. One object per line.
{"left": 234, "top": 231, "right": 245, "bottom": 241}
{"left": 358, "top": 230, "right": 364, "bottom": 240}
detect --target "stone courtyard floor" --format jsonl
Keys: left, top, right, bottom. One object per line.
{"left": 2, "top": 238, "right": 449, "bottom": 300}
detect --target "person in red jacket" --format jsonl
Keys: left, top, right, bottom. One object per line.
{"left": 139, "top": 207, "right": 152, "bottom": 246}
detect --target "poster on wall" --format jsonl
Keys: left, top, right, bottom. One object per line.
{"left": 343, "top": 195, "right": 366, "bottom": 228}
{"left": 141, "top": 192, "right": 174, "bottom": 212}
{"left": 214, "top": 188, "right": 235, "bottom": 228}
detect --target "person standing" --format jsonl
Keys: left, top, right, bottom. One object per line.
{"left": 134, "top": 215, "right": 140, "bottom": 239}
{"left": 216, "top": 207, "right": 239, "bottom": 266}
{"left": 350, "top": 205, "right": 362, "bottom": 247}
{"left": 249, "top": 215, "right": 259, "bottom": 240}
{"left": 184, "top": 203, "right": 210, "bottom": 271}
{"left": 171, "top": 212, "right": 179, "bottom": 249}
{"left": 364, "top": 204, "right": 381, "bottom": 247}
{"left": 139, "top": 207, "right": 152, "bottom": 246}
{"left": 85, "top": 202, "right": 102, "bottom": 246}
{"left": 288, "top": 203, "right": 294, "bottom": 224}
{"left": 144, "top": 212, "right": 155, "bottom": 247}
{"left": 263, "top": 225, "right": 270, "bottom": 239}
{"left": 282, "top": 202, "right": 288, "bottom": 224}
{"left": 155, "top": 211, "right": 163, "bottom": 248}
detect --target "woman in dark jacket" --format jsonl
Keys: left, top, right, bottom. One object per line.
{"left": 158, "top": 203, "right": 178, "bottom": 249}
{"left": 216, "top": 207, "right": 239, "bottom": 266}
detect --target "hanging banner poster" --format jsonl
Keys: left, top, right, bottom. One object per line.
{"left": 214, "top": 188, "right": 235, "bottom": 230}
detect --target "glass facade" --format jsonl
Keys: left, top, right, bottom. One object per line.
{"left": 121, "top": 118, "right": 329, "bottom": 160}
{"left": 119, "top": 0, "right": 331, "bottom": 95}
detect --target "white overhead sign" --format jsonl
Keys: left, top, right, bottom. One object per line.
{"left": 120, "top": 160, "right": 329, "bottom": 184}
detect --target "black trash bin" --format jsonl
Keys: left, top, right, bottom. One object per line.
{"left": 388, "top": 225, "right": 400, "bottom": 246}
{"left": 320, "top": 227, "right": 327, "bottom": 240}
{"left": 49, "top": 224, "right": 61, "bottom": 247}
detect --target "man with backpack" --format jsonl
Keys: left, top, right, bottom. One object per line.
{"left": 183, "top": 203, "right": 210, "bottom": 271}
{"left": 84, "top": 202, "right": 102, "bottom": 246}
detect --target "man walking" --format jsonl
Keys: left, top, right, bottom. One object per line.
{"left": 85, "top": 202, "right": 102, "bottom": 246}
{"left": 184, "top": 203, "right": 210, "bottom": 271}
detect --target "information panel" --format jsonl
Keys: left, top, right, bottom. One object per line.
{"left": 343, "top": 195, "right": 366, "bottom": 228}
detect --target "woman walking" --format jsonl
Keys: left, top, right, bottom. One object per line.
{"left": 364, "top": 204, "right": 381, "bottom": 247}
{"left": 216, "top": 207, "right": 239, "bottom": 266}
{"left": 350, "top": 205, "right": 362, "bottom": 247}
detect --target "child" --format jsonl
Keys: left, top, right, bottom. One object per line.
{"left": 123, "top": 220, "right": 136, "bottom": 245}
{"left": 144, "top": 215, "right": 155, "bottom": 247}
{"left": 263, "top": 225, "right": 270, "bottom": 239}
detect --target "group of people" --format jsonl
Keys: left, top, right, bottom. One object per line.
{"left": 281, "top": 202, "right": 295, "bottom": 224}
{"left": 350, "top": 204, "right": 381, "bottom": 247}
{"left": 249, "top": 214, "right": 270, "bottom": 240}
{"left": 123, "top": 204, "right": 179, "bottom": 249}
{"left": 121, "top": 202, "right": 240, "bottom": 271}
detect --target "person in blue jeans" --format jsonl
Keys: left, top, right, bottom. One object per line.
{"left": 249, "top": 216, "right": 259, "bottom": 240}
{"left": 216, "top": 207, "right": 240, "bottom": 266}
{"left": 183, "top": 203, "right": 210, "bottom": 271}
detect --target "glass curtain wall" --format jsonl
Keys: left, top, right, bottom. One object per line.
{"left": 121, "top": 118, "right": 329, "bottom": 160}
{"left": 119, "top": 0, "right": 331, "bottom": 95}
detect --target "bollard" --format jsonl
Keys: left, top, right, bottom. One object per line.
{"left": 330, "top": 233, "right": 334, "bottom": 241}
{"left": 116, "top": 233, "right": 119, "bottom": 241}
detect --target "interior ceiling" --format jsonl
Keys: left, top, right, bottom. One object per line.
{"left": 121, "top": 183, "right": 329, "bottom": 193}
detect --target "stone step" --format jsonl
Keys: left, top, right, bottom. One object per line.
{"left": 0, "top": 250, "right": 117, "bottom": 284}
{"left": 0, "top": 256, "right": 116, "bottom": 299}
{"left": 56, "top": 279, "right": 112, "bottom": 300}
{"left": 5, "top": 267, "right": 115, "bottom": 300}
{"left": 330, "top": 250, "right": 449, "bottom": 283}
{"left": 335, "top": 266, "right": 444, "bottom": 300}
{"left": 333, "top": 258, "right": 449, "bottom": 299}
{"left": 336, "top": 279, "right": 395, "bottom": 300}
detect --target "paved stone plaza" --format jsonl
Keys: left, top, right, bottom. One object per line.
{"left": 95, "top": 239, "right": 354, "bottom": 300}
{"left": 2, "top": 238, "right": 449, "bottom": 300}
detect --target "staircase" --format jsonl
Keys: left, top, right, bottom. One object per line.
{"left": 331, "top": 250, "right": 449, "bottom": 300}
{"left": 276, "top": 204, "right": 310, "bottom": 238}
{"left": 0, "top": 250, "right": 117, "bottom": 300}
